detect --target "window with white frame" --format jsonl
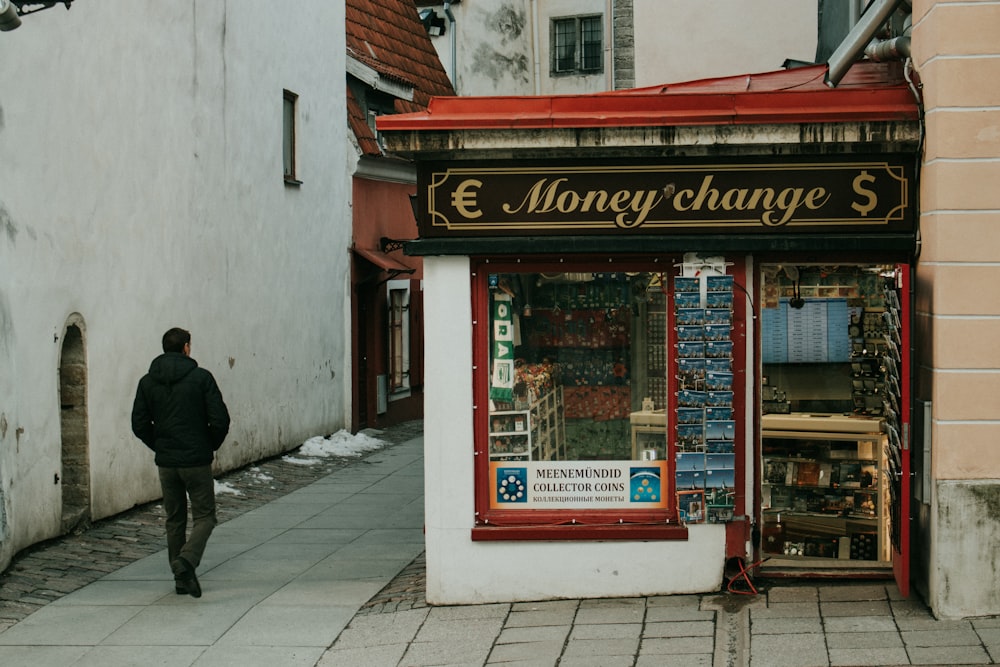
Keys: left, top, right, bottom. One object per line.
{"left": 552, "top": 15, "right": 603, "bottom": 75}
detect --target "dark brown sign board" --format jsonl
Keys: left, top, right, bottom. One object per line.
{"left": 416, "top": 158, "right": 914, "bottom": 237}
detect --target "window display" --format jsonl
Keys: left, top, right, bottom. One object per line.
{"left": 485, "top": 269, "right": 672, "bottom": 515}
{"left": 482, "top": 257, "right": 741, "bottom": 525}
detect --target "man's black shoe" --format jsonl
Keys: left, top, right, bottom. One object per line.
{"left": 171, "top": 557, "right": 202, "bottom": 598}
{"left": 175, "top": 580, "right": 187, "bottom": 595}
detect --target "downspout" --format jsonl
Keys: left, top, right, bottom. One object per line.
{"left": 444, "top": 2, "right": 457, "bottom": 88}
{"left": 825, "top": 0, "right": 904, "bottom": 87}
{"left": 530, "top": 0, "right": 541, "bottom": 95}
{"left": 865, "top": 12, "right": 911, "bottom": 63}
{"left": 606, "top": 0, "right": 614, "bottom": 91}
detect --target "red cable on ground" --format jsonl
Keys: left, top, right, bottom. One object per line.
{"left": 727, "top": 558, "right": 767, "bottom": 595}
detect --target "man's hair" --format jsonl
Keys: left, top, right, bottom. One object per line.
{"left": 162, "top": 327, "right": 191, "bottom": 353}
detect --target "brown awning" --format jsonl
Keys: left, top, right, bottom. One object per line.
{"left": 353, "top": 247, "right": 415, "bottom": 274}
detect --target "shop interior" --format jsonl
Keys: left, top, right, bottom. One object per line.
{"left": 758, "top": 263, "right": 904, "bottom": 568}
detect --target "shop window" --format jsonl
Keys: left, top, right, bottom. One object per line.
{"left": 473, "top": 257, "right": 744, "bottom": 539}
{"left": 552, "top": 15, "right": 603, "bottom": 75}
{"left": 283, "top": 90, "right": 300, "bottom": 184}
{"left": 387, "top": 280, "right": 410, "bottom": 394}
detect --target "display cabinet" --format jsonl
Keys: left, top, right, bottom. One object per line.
{"left": 630, "top": 409, "right": 667, "bottom": 460}
{"left": 760, "top": 414, "right": 888, "bottom": 565}
{"left": 489, "top": 387, "right": 565, "bottom": 461}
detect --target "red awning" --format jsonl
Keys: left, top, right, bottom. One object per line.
{"left": 353, "top": 247, "right": 415, "bottom": 274}
{"left": 378, "top": 62, "right": 919, "bottom": 132}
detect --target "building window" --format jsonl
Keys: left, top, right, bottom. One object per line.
{"left": 387, "top": 280, "right": 411, "bottom": 394}
{"left": 367, "top": 109, "right": 381, "bottom": 150}
{"left": 552, "top": 15, "right": 603, "bottom": 75}
{"left": 283, "top": 90, "right": 299, "bottom": 184}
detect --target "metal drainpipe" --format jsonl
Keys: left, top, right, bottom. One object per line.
{"left": 530, "top": 0, "right": 541, "bottom": 95}
{"left": 606, "top": 0, "right": 614, "bottom": 91}
{"left": 825, "top": 0, "right": 905, "bottom": 87}
{"left": 849, "top": 0, "right": 861, "bottom": 29}
{"left": 865, "top": 12, "right": 912, "bottom": 62}
{"left": 444, "top": 2, "right": 457, "bottom": 89}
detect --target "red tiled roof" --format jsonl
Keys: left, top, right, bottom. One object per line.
{"left": 346, "top": 0, "right": 454, "bottom": 135}
{"left": 347, "top": 86, "right": 381, "bottom": 156}
{"left": 377, "top": 61, "right": 919, "bottom": 131}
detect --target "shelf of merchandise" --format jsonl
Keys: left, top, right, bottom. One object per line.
{"left": 630, "top": 410, "right": 667, "bottom": 460}
{"left": 760, "top": 416, "right": 889, "bottom": 567}
{"left": 488, "top": 387, "right": 565, "bottom": 462}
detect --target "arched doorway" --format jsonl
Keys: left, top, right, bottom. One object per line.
{"left": 59, "top": 316, "right": 90, "bottom": 533}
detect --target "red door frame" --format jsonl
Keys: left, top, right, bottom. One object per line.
{"left": 893, "top": 262, "right": 912, "bottom": 597}
{"left": 749, "top": 259, "right": 912, "bottom": 596}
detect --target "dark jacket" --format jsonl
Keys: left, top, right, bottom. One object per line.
{"left": 131, "top": 352, "right": 231, "bottom": 468}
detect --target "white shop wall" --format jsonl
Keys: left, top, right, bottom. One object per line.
{"left": 422, "top": 256, "right": 733, "bottom": 604}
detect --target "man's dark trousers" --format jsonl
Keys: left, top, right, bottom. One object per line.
{"left": 159, "top": 464, "right": 217, "bottom": 570}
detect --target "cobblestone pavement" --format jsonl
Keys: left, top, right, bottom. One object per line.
{"left": 0, "top": 420, "right": 426, "bottom": 633}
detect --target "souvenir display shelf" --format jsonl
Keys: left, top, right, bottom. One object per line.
{"left": 672, "top": 267, "right": 737, "bottom": 525}
{"left": 760, "top": 414, "right": 889, "bottom": 566}
{"left": 488, "top": 387, "right": 565, "bottom": 461}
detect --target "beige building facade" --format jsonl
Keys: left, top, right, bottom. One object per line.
{"left": 911, "top": 0, "right": 1000, "bottom": 618}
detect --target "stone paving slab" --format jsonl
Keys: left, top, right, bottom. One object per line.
{"left": 0, "top": 421, "right": 424, "bottom": 633}
{"left": 6, "top": 417, "right": 1000, "bottom": 667}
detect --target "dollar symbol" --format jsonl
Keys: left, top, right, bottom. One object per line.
{"left": 851, "top": 171, "right": 878, "bottom": 217}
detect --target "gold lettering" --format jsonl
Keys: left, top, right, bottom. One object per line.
{"left": 579, "top": 190, "right": 610, "bottom": 212}
{"left": 721, "top": 188, "right": 750, "bottom": 211}
{"left": 760, "top": 188, "right": 805, "bottom": 226}
{"left": 451, "top": 179, "right": 483, "bottom": 219}
{"left": 501, "top": 178, "right": 662, "bottom": 227}
{"left": 691, "top": 175, "right": 721, "bottom": 210}
{"left": 618, "top": 190, "right": 663, "bottom": 229}
{"left": 502, "top": 178, "right": 569, "bottom": 215}
{"left": 851, "top": 171, "right": 878, "bottom": 216}
{"left": 556, "top": 189, "right": 580, "bottom": 213}
{"left": 673, "top": 178, "right": 830, "bottom": 227}
{"left": 500, "top": 174, "right": 832, "bottom": 228}
{"left": 806, "top": 187, "right": 831, "bottom": 210}
{"left": 745, "top": 187, "right": 776, "bottom": 211}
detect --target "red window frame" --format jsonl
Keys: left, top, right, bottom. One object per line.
{"left": 470, "top": 254, "right": 749, "bottom": 541}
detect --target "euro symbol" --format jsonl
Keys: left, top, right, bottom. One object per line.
{"left": 451, "top": 179, "right": 484, "bottom": 219}
{"left": 851, "top": 171, "right": 878, "bottom": 217}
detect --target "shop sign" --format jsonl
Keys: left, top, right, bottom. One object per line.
{"left": 490, "top": 293, "right": 515, "bottom": 402}
{"left": 490, "top": 461, "right": 669, "bottom": 510}
{"left": 418, "top": 160, "right": 912, "bottom": 237}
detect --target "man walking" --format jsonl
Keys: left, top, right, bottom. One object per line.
{"left": 132, "top": 327, "right": 230, "bottom": 598}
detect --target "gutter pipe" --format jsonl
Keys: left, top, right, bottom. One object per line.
{"left": 865, "top": 12, "right": 912, "bottom": 62}
{"left": 444, "top": 2, "right": 457, "bottom": 88}
{"left": 826, "top": 0, "right": 905, "bottom": 87}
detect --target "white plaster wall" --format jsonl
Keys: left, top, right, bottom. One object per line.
{"left": 0, "top": 1, "right": 349, "bottom": 570}
{"left": 632, "top": 0, "right": 818, "bottom": 86}
{"left": 423, "top": 257, "right": 726, "bottom": 605}
{"left": 423, "top": 0, "right": 610, "bottom": 96}
{"left": 426, "top": 1, "right": 817, "bottom": 97}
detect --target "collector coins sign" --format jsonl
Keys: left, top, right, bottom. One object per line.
{"left": 419, "top": 160, "right": 913, "bottom": 237}
{"left": 490, "top": 461, "right": 669, "bottom": 510}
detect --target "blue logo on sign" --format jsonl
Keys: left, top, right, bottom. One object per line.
{"left": 630, "top": 467, "right": 662, "bottom": 503}
{"left": 496, "top": 467, "right": 527, "bottom": 503}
